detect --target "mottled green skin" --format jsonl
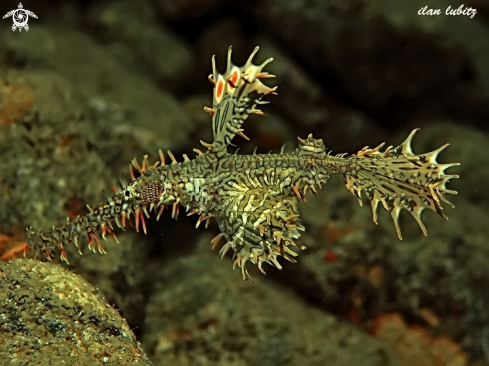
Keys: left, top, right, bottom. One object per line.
{"left": 27, "top": 47, "right": 458, "bottom": 280}
{"left": 27, "top": 127, "right": 459, "bottom": 280}
{"left": 27, "top": 133, "right": 356, "bottom": 278}
{"left": 130, "top": 139, "right": 354, "bottom": 278}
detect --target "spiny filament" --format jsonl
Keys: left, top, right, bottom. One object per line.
{"left": 26, "top": 46, "right": 460, "bottom": 281}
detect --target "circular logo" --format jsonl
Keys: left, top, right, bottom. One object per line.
{"left": 12, "top": 9, "right": 29, "bottom": 28}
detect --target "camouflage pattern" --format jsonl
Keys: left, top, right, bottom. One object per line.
{"left": 27, "top": 47, "right": 460, "bottom": 280}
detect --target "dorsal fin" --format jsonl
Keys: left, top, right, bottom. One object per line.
{"left": 204, "top": 46, "right": 277, "bottom": 149}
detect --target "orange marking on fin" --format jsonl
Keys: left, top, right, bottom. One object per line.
{"left": 196, "top": 214, "right": 207, "bottom": 228}
{"left": 132, "top": 158, "right": 143, "bottom": 174}
{"left": 129, "top": 164, "right": 136, "bottom": 181}
{"left": 204, "top": 106, "right": 215, "bottom": 116}
{"left": 135, "top": 209, "right": 141, "bottom": 233}
{"left": 140, "top": 211, "right": 147, "bottom": 234}
{"left": 44, "top": 250, "right": 53, "bottom": 261}
{"left": 216, "top": 79, "right": 224, "bottom": 101}
{"left": 251, "top": 109, "right": 266, "bottom": 116}
{"left": 60, "top": 243, "right": 69, "bottom": 264}
{"left": 205, "top": 216, "right": 212, "bottom": 229}
{"left": 273, "top": 231, "right": 282, "bottom": 246}
{"left": 210, "top": 233, "right": 224, "bottom": 250}
{"left": 156, "top": 205, "right": 165, "bottom": 221}
{"left": 87, "top": 232, "right": 105, "bottom": 254}
{"left": 172, "top": 203, "right": 180, "bottom": 220}
{"left": 102, "top": 224, "right": 119, "bottom": 243}
{"left": 187, "top": 208, "right": 199, "bottom": 216}
{"left": 285, "top": 214, "right": 300, "bottom": 222}
{"left": 122, "top": 212, "right": 127, "bottom": 228}
{"left": 310, "top": 184, "right": 317, "bottom": 195}
{"left": 291, "top": 185, "right": 302, "bottom": 200}
{"left": 228, "top": 70, "right": 239, "bottom": 88}
{"left": 136, "top": 209, "right": 147, "bottom": 234}
{"left": 158, "top": 149, "right": 165, "bottom": 166}
{"left": 236, "top": 129, "right": 250, "bottom": 141}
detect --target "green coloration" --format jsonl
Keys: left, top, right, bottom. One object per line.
{"left": 27, "top": 47, "right": 460, "bottom": 280}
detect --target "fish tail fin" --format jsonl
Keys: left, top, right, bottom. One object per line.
{"left": 344, "top": 129, "right": 460, "bottom": 240}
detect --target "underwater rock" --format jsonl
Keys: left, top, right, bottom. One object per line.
{"left": 0, "top": 259, "right": 152, "bottom": 365}
{"left": 141, "top": 235, "right": 402, "bottom": 366}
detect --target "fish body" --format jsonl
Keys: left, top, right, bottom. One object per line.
{"left": 27, "top": 47, "right": 459, "bottom": 280}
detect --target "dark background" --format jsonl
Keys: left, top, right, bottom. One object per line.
{"left": 0, "top": 0, "right": 488, "bottom": 365}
